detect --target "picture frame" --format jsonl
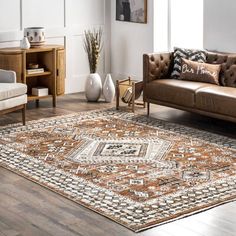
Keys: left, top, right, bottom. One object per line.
{"left": 116, "top": 0, "right": 147, "bottom": 24}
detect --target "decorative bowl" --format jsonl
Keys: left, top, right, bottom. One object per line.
{"left": 28, "top": 63, "right": 39, "bottom": 69}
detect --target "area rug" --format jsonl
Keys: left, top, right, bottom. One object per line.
{"left": 0, "top": 109, "right": 235, "bottom": 232}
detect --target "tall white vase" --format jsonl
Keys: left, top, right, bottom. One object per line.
{"left": 85, "top": 73, "right": 102, "bottom": 102}
{"left": 20, "top": 36, "right": 30, "bottom": 49}
{"left": 103, "top": 74, "right": 115, "bottom": 103}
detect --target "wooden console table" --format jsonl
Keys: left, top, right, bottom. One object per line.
{"left": 0, "top": 45, "right": 65, "bottom": 107}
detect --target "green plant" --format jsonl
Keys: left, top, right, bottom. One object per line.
{"left": 83, "top": 27, "right": 103, "bottom": 73}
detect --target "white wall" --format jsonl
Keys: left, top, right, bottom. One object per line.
{"left": 170, "top": 0, "right": 203, "bottom": 49}
{"left": 204, "top": 0, "right": 236, "bottom": 52}
{"left": 0, "top": 0, "right": 108, "bottom": 94}
{"left": 110, "top": 0, "right": 154, "bottom": 81}
{"left": 110, "top": 0, "right": 204, "bottom": 81}
{"left": 153, "top": 0, "right": 169, "bottom": 52}
{"left": 0, "top": 0, "right": 210, "bottom": 92}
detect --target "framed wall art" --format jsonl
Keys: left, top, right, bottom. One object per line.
{"left": 116, "top": 0, "right": 147, "bottom": 24}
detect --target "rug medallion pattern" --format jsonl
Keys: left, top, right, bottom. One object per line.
{"left": 0, "top": 109, "right": 235, "bottom": 232}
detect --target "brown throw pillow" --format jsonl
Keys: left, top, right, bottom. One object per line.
{"left": 179, "top": 58, "right": 221, "bottom": 85}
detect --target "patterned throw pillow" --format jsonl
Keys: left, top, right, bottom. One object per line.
{"left": 171, "top": 47, "right": 207, "bottom": 78}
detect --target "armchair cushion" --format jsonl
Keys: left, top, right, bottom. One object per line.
{"left": 0, "top": 69, "right": 16, "bottom": 83}
{"left": 0, "top": 83, "right": 27, "bottom": 101}
{"left": 0, "top": 94, "right": 27, "bottom": 110}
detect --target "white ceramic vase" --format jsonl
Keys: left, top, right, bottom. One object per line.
{"left": 20, "top": 36, "right": 30, "bottom": 49}
{"left": 103, "top": 74, "right": 115, "bottom": 103}
{"left": 85, "top": 73, "right": 102, "bottom": 102}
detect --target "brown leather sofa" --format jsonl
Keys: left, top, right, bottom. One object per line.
{"left": 143, "top": 52, "right": 236, "bottom": 123}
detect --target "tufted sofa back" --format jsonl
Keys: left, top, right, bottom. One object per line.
{"left": 143, "top": 53, "right": 174, "bottom": 83}
{"left": 206, "top": 52, "right": 236, "bottom": 87}
{"left": 143, "top": 51, "right": 236, "bottom": 88}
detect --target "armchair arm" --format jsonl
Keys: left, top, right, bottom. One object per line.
{"left": 143, "top": 52, "right": 173, "bottom": 84}
{"left": 0, "top": 69, "right": 16, "bottom": 83}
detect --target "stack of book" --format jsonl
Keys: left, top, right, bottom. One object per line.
{"left": 27, "top": 68, "right": 44, "bottom": 74}
{"left": 121, "top": 87, "right": 133, "bottom": 103}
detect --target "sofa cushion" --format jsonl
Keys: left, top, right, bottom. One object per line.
{"left": 180, "top": 58, "right": 221, "bottom": 85}
{"left": 146, "top": 79, "right": 212, "bottom": 107}
{"left": 171, "top": 47, "right": 206, "bottom": 78}
{"left": 0, "top": 83, "right": 27, "bottom": 101}
{"left": 196, "top": 86, "right": 236, "bottom": 117}
{"left": 0, "top": 94, "right": 27, "bottom": 110}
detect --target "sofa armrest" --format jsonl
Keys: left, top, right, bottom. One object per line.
{"left": 143, "top": 52, "right": 173, "bottom": 102}
{"left": 0, "top": 69, "right": 16, "bottom": 83}
{"left": 143, "top": 52, "right": 173, "bottom": 84}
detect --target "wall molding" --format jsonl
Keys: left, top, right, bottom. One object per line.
{"left": 0, "top": 31, "right": 22, "bottom": 43}
{"left": 0, "top": 24, "right": 105, "bottom": 43}
{"left": 20, "top": 0, "right": 23, "bottom": 31}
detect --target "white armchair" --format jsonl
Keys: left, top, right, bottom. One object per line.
{"left": 0, "top": 69, "right": 27, "bottom": 125}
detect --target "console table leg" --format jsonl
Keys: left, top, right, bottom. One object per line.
{"left": 147, "top": 102, "right": 150, "bottom": 116}
{"left": 132, "top": 83, "right": 135, "bottom": 113}
{"left": 116, "top": 80, "right": 120, "bottom": 110}
{"left": 36, "top": 99, "right": 39, "bottom": 108}
{"left": 53, "top": 96, "right": 56, "bottom": 107}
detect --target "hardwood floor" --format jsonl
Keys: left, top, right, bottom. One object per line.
{"left": 0, "top": 93, "right": 235, "bottom": 236}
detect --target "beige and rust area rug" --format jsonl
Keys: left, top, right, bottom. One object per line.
{"left": 0, "top": 109, "right": 235, "bottom": 232}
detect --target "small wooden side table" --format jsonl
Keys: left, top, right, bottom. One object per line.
{"left": 116, "top": 77, "right": 145, "bottom": 112}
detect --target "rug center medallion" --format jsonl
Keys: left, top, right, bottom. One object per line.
{"left": 67, "top": 138, "right": 172, "bottom": 164}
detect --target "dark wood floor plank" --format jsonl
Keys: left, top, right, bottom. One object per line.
{"left": 0, "top": 93, "right": 235, "bottom": 236}
{"left": 0, "top": 205, "right": 51, "bottom": 236}
{"left": 0, "top": 220, "right": 20, "bottom": 236}
{"left": 0, "top": 232, "right": 7, "bottom": 236}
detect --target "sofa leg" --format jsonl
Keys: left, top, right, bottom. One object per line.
{"left": 22, "top": 104, "right": 26, "bottom": 125}
{"left": 147, "top": 102, "right": 150, "bottom": 116}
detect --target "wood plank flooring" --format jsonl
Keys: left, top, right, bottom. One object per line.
{"left": 0, "top": 93, "right": 236, "bottom": 236}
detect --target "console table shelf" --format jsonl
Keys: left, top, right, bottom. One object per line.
{"left": 28, "top": 94, "right": 53, "bottom": 101}
{"left": 0, "top": 45, "right": 65, "bottom": 107}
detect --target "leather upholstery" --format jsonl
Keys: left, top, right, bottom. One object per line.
{"left": 143, "top": 53, "right": 173, "bottom": 102}
{"left": 206, "top": 52, "right": 228, "bottom": 64}
{"left": 146, "top": 79, "right": 212, "bottom": 108}
{"left": 196, "top": 86, "right": 236, "bottom": 117}
{"left": 143, "top": 53, "right": 173, "bottom": 83}
{"left": 221, "top": 56, "right": 236, "bottom": 87}
{"left": 206, "top": 52, "right": 236, "bottom": 87}
{"left": 143, "top": 51, "right": 236, "bottom": 122}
